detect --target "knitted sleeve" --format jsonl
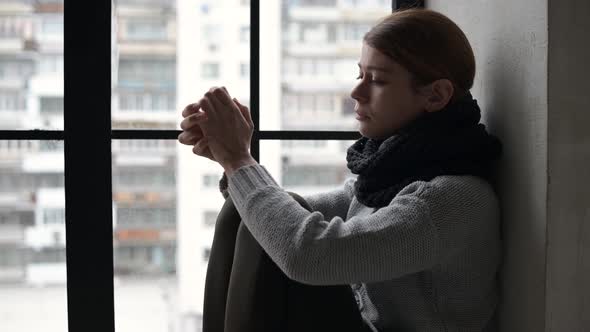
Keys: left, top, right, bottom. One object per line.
{"left": 221, "top": 168, "right": 355, "bottom": 219}
{"left": 227, "top": 164, "right": 487, "bottom": 285}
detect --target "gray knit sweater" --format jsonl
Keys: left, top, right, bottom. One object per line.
{"left": 226, "top": 163, "right": 501, "bottom": 332}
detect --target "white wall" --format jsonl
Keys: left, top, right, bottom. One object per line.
{"left": 545, "top": 0, "right": 590, "bottom": 330}
{"left": 426, "top": 1, "right": 548, "bottom": 331}
{"left": 428, "top": 1, "right": 590, "bottom": 331}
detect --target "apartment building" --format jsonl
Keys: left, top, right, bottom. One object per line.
{"left": 0, "top": 0, "right": 65, "bottom": 285}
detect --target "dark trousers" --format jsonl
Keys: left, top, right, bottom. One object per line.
{"left": 203, "top": 195, "right": 372, "bottom": 332}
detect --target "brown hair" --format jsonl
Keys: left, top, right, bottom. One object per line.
{"left": 363, "top": 8, "right": 475, "bottom": 102}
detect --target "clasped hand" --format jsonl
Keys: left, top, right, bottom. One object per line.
{"left": 178, "top": 86, "right": 256, "bottom": 173}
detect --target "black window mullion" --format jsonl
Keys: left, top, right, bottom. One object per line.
{"left": 110, "top": 130, "right": 359, "bottom": 141}
{"left": 64, "top": 1, "right": 114, "bottom": 332}
{"left": 250, "top": 0, "right": 260, "bottom": 161}
{"left": 393, "top": 0, "right": 424, "bottom": 11}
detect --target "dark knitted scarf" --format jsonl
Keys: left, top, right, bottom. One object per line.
{"left": 346, "top": 92, "right": 503, "bottom": 208}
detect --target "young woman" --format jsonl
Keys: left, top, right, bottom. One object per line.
{"left": 178, "top": 8, "right": 503, "bottom": 332}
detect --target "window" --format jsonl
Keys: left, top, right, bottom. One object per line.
{"left": 43, "top": 208, "right": 66, "bottom": 225}
{"left": 316, "top": 94, "right": 334, "bottom": 112}
{"left": 0, "top": 59, "right": 34, "bottom": 78}
{"left": 201, "top": 62, "right": 220, "bottom": 79}
{"left": 200, "top": 3, "right": 211, "bottom": 14}
{"left": 282, "top": 164, "right": 347, "bottom": 186}
{"left": 0, "top": 91, "right": 26, "bottom": 111}
{"left": 40, "top": 17, "right": 63, "bottom": 36}
{"left": 40, "top": 55, "right": 64, "bottom": 74}
{"left": 341, "top": 96, "right": 356, "bottom": 114}
{"left": 126, "top": 19, "right": 167, "bottom": 40}
{"left": 239, "top": 26, "right": 249, "bottom": 43}
{"left": 240, "top": 62, "right": 249, "bottom": 78}
{"left": 0, "top": 16, "right": 26, "bottom": 38}
{"left": 116, "top": 207, "right": 176, "bottom": 227}
{"left": 0, "top": 1, "right": 407, "bottom": 331}
{"left": 40, "top": 97, "right": 64, "bottom": 114}
{"left": 118, "top": 92, "right": 175, "bottom": 111}
{"left": 298, "top": 0, "right": 337, "bottom": 6}
{"left": 202, "top": 24, "right": 222, "bottom": 52}
{"left": 202, "top": 174, "right": 219, "bottom": 188}
{"left": 203, "top": 211, "right": 218, "bottom": 227}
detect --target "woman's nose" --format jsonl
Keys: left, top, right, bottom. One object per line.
{"left": 350, "top": 84, "right": 367, "bottom": 104}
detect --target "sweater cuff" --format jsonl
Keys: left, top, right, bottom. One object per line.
{"left": 227, "top": 164, "right": 279, "bottom": 212}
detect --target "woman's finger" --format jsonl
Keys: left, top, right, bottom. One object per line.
{"left": 205, "top": 90, "right": 227, "bottom": 115}
{"left": 181, "top": 102, "right": 201, "bottom": 118}
{"left": 199, "top": 96, "right": 218, "bottom": 123}
{"left": 233, "top": 98, "right": 253, "bottom": 127}
{"left": 192, "top": 137, "right": 208, "bottom": 155}
{"left": 178, "top": 131, "right": 203, "bottom": 145}
{"left": 213, "top": 86, "right": 234, "bottom": 107}
{"left": 192, "top": 138, "right": 215, "bottom": 161}
{"left": 180, "top": 111, "right": 207, "bottom": 131}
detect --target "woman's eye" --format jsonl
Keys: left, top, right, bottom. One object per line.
{"left": 356, "top": 75, "right": 383, "bottom": 85}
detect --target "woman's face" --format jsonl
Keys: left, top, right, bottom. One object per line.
{"left": 350, "top": 42, "right": 427, "bottom": 140}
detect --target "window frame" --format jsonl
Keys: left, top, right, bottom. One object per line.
{"left": 0, "top": 1, "right": 422, "bottom": 331}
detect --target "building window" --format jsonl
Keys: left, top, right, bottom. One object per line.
{"left": 126, "top": 19, "right": 167, "bottom": 41}
{"left": 39, "top": 97, "right": 64, "bottom": 114}
{"left": 116, "top": 207, "right": 176, "bottom": 227}
{"left": 316, "top": 58, "right": 333, "bottom": 75}
{"left": 201, "top": 62, "right": 220, "bottom": 79}
{"left": 341, "top": 96, "right": 356, "bottom": 115}
{"left": 0, "top": 60, "right": 34, "bottom": 78}
{"left": 202, "top": 174, "right": 219, "bottom": 188}
{"left": 40, "top": 16, "right": 63, "bottom": 36}
{"left": 0, "top": 17, "right": 26, "bottom": 38}
{"left": 118, "top": 59, "right": 176, "bottom": 88}
{"left": 202, "top": 24, "right": 222, "bottom": 50}
{"left": 282, "top": 165, "right": 346, "bottom": 187}
{"left": 316, "top": 94, "right": 334, "bottom": 112}
{"left": 282, "top": 93, "right": 298, "bottom": 112}
{"left": 299, "top": 58, "right": 314, "bottom": 75}
{"left": 119, "top": 92, "right": 175, "bottom": 111}
{"left": 39, "top": 55, "right": 64, "bottom": 75}
{"left": 0, "top": 91, "right": 26, "bottom": 111}
{"left": 203, "top": 247, "right": 211, "bottom": 262}
{"left": 203, "top": 211, "right": 218, "bottom": 227}
{"left": 43, "top": 208, "right": 66, "bottom": 225}
{"left": 298, "top": 0, "right": 337, "bottom": 6}
{"left": 300, "top": 94, "right": 314, "bottom": 111}
{"left": 239, "top": 62, "right": 249, "bottom": 78}
{"left": 239, "top": 26, "right": 249, "bottom": 43}
{"left": 343, "top": 23, "right": 372, "bottom": 41}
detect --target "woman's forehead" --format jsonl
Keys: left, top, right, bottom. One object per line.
{"left": 359, "top": 44, "right": 397, "bottom": 72}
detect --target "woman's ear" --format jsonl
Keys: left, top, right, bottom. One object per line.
{"left": 424, "top": 79, "right": 454, "bottom": 112}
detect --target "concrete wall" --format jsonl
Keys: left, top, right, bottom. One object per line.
{"left": 546, "top": 0, "right": 590, "bottom": 330}
{"left": 426, "top": 1, "right": 549, "bottom": 331}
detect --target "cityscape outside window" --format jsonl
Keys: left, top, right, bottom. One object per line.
{"left": 0, "top": 0, "right": 388, "bottom": 331}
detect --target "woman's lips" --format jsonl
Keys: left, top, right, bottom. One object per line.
{"left": 355, "top": 111, "right": 369, "bottom": 121}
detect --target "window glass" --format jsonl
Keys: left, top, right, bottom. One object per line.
{"left": 112, "top": 138, "right": 229, "bottom": 331}
{"left": 261, "top": 0, "right": 389, "bottom": 130}
{"left": 201, "top": 62, "right": 220, "bottom": 79}
{"left": 0, "top": 1, "right": 63, "bottom": 130}
{"left": 0, "top": 140, "right": 67, "bottom": 332}
{"left": 260, "top": 140, "right": 357, "bottom": 195}
{"left": 126, "top": 19, "right": 167, "bottom": 40}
